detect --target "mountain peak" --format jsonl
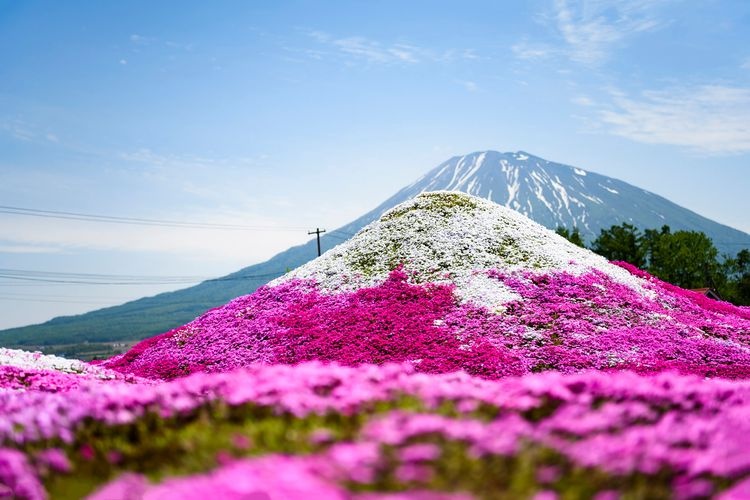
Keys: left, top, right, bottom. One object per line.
{"left": 383, "top": 151, "right": 749, "bottom": 251}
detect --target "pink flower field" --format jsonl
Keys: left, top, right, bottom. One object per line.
{"left": 2, "top": 192, "right": 750, "bottom": 499}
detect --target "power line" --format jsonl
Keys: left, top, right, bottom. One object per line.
{"left": 0, "top": 268, "right": 209, "bottom": 280}
{"left": 0, "top": 296, "right": 122, "bottom": 305}
{"left": 0, "top": 205, "right": 309, "bottom": 232}
{"left": 326, "top": 234, "right": 349, "bottom": 241}
{"left": 328, "top": 229, "right": 357, "bottom": 238}
{"left": 0, "top": 289, "right": 133, "bottom": 298}
{"left": 0, "top": 268, "right": 286, "bottom": 286}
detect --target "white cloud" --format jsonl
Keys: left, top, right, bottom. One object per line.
{"left": 516, "top": 0, "right": 672, "bottom": 65}
{"left": 0, "top": 148, "right": 324, "bottom": 267}
{"left": 335, "top": 37, "right": 419, "bottom": 63}
{"left": 117, "top": 148, "right": 274, "bottom": 204}
{"left": 0, "top": 244, "right": 63, "bottom": 254}
{"left": 458, "top": 80, "right": 479, "bottom": 92}
{"left": 598, "top": 85, "right": 750, "bottom": 154}
{"left": 129, "top": 34, "right": 154, "bottom": 45}
{"left": 0, "top": 120, "right": 35, "bottom": 141}
{"left": 0, "top": 120, "right": 61, "bottom": 144}
{"left": 512, "top": 41, "right": 556, "bottom": 60}
{"left": 128, "top": 34, "right": 192, "bottom": 52}
{"left": 572, "top": 95, "right": 595, "bottom": 106}
{"left": 742, "top": 58, "right": 750, "bottom": 70}
{"left": 0, "top": 212, "right": 310, "bottom": 264}
{"left": 308, "top": 31, "right": 477, "bottom": 65}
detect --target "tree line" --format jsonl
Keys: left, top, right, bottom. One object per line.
{"left": 556, "top": 224, "right": 750, "bottom": 306}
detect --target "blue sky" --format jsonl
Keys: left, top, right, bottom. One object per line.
{"left": 1, "top": 0, "right": 749, "bottom": 329}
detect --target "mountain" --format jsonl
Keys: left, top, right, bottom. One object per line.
{"left": 357, "top": 150, "right": 750, "bottom": 251}
{"left": 2, "top": 150, "right": 749, "bottom": 349}
{"left": 105, "top": 191, "right": 750, "bottom": 380}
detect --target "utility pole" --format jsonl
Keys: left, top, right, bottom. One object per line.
{"left": 308, "top": 228, "right": 326, "bottom": 257}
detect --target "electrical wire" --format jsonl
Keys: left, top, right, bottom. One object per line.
{"left": 0, "top": 268, "right": 286, "bottom": 286}
{"left": 0, "top": 205, "right": 309, "bottom": 232}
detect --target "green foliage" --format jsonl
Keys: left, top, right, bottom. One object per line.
{"left": 585, "top": 222, "right": 749, "bottom": 305}
{"left": 591, "top": 223, "right": 645, "bottom": 268}
{"left": 555, "top": 227, "right": 585, "bottom": 248}
{"left": 643, "top": 227, "right": 723, "bottom": 290}
{"left": 723, "top": 249, "right": 750, "bottom": 305}
{"left": 43, "top": 404, "right": 351, "bottom": 498}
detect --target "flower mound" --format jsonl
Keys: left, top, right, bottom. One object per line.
{"left": 104, "top": 192, "right": 750, "bottom": 380}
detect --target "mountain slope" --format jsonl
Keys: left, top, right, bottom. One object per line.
{"left": 2, "top": 151, "right": 749, "bottom": 348}
{"left": 361, "top": 150, "right": 750, "bottom": 250}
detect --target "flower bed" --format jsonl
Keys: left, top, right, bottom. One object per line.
{"left": 1, "top": 363, "right": 750, "bottom": 498}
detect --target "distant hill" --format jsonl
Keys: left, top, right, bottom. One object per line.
{"left": 2, "top": 150, "right": 749, "bottom": 350}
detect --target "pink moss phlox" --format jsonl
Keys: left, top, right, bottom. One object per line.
{"left": 2, "top": 364, "right": 750, "bottom": 496}
{"left": 85, "top": 473, "right": 147, "bottom": 500}
{"left": 0, "top": 366, "right": 84, "bottom": 393}
{"left": 0, "top": 448, "right": 46, "bottom": 500}
{"left": 105, "top": 270, "right": 525, "bottom": 380}
{"left": 483, "top": 267, "right": 750, "bottom": 377}
{"left": 106, "top": 264, "right": 750, "bottom": 381}
{"left": 36, "top": 448, "right": 71, "bottom": 474}
{"left": 88, "top": 456, "right": 346, "bottom": 500}
{"left": 613, "top": 261, "right": 750, "bottom": 321}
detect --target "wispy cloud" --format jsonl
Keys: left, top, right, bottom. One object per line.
{"left": 119, "top": 148, "right": 262, "bottom": 172}
{"left": 596, "top": 85, "right": 750, "bottom": 154}
{"left": 0, "top": 120, "right": 35, "bottom": 141}
{"left": 307, "top": 31, "right": 477, "bottom": 65}
{"left": 512, "top": 41, "right": 556, "bottom": 61}
{"left": 517, "top": 0, "right": 672, "bottom": 65}
{"left": 456, "top": 80, "right": 479, "bottom": 93}
{"left": 129, "top": 34, "right": 155, "bottom": 45}
{"left": 571, "top": 95, "right": 595, "bottom": 106}
{"left": 117, "top": 148, "right": 277, "bottom": 205}
{"left": 0, "top": 119, "right": 60, "bottom": 144}
{"left": 0, "top": 244, "right": 63, "bottom": 254}
{"left": 128, "top": 34, "right": 194, "bottom": 52}
{"left": 0, "top": 211, "right": 308, "bottom": 263}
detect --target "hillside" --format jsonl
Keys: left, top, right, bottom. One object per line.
{"left": 105, "top": 192, "right": 750, "bottom": 380}
{"left": 2, "top": 151, "right": 749, "bottom": 350}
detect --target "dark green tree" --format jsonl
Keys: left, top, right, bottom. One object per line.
{"left": 641, "top": 225, "right": 672, "bottom": 275}
{"left": 591, "top": 223, "right": 646, "bottom": 267}
{"left": 555, "top": 226, "right": 585, "bottom": 248}
{"left": 723, "top": 249, "right": 750, "bottom": 305}
{"left": 644, "top": 228, "right": 724, "bottom": 290}
{"left": 589, "top": 223, "right": 745, "bottom": 305}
